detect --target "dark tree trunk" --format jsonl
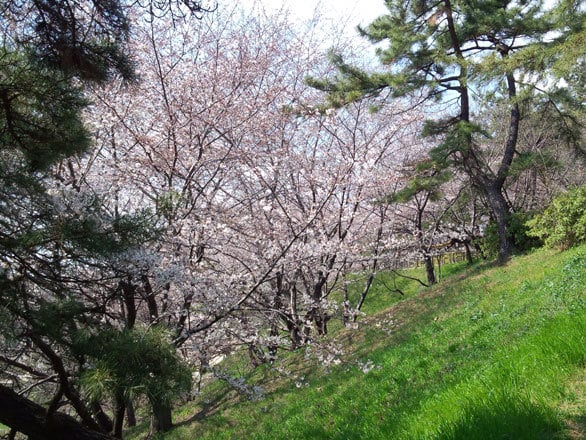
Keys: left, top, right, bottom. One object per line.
{"left": 29, "top": 334, "right": 103, "bottom": 433}
{"left": 120, "top": 279, "right": 137, "bottom": 328}
{"left": 351, "top": 220, "right": 383, "bottom": 323}
{"left": 268, "top": 271, "right": 285, "bottom": 361}
{"left": 464, "top": 241, "right": 473, "bottom": 265}
{"left": 424, "top": 254, "right": 436, "bottom": 285}
{"left": 342, "top": 280, "right": 351, "bottom": 326}
{"left": 352, "top": 272, "right": 375, "bottom": 323}
{"left": 150, "top": 401, "right": 173, "bottom": 433}
{"left": 485, "top": 184, "right": 514, "bottom": 264}
{"left": 446, "top": 0, "right": 518, "bottom": 266}
{"left": 125, "top": 399, "right": 136, "bottom": 428}
{"left": 284, "top": 284, "right": 303, "bottom": 348}
{"left": 141, "top": 275, "right": 159, "bottom": 322}
{"left": 309, "top": 270, "right": 330, "bottom": 336}
{"left": 284, "top": 315, "right": 303, "bottom": 348}
{"left": 112, "top": 393, "right": 125, "bottom": 438}
{"left": 90, "top": 401, "right": 113, "bottom": 433}
{"left": 0, "top": 385, "right": 115, "bottom": 440}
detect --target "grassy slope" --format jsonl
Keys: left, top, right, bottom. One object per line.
{"left": 131, "top": 246, "right": 586, "bottom": 440}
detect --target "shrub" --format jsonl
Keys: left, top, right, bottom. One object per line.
{"left": 481, "top": 211, "right": 542, "bottom": 258}
{"left": 526, "top": 184, "right": 586, "bottom": 250}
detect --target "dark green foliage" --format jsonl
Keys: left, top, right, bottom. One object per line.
{"left": 305, "top": 52, "right": 390, "bottom": 109}
{"left": 54, "top": 204, "right": 159, "bottom": 256}
{"left": 388, "top": 161, "right": 451, "bottom": 204}
{"left": 481, "top": 211, "right": 542, "bottom": 258}
{"left": 506, "top": 151, "right": 559, "bottom": 180}
{"left": 527, "top": 184, "right": 586, "bottom": 249}
{"left": 0, "top": 1, "right": 182, "bottom": 437}
{"left": 76, "top": 326, "right": 192, "bottom": 406}
{"left": 0, "top": 0, "right": 141, "bottom": 168}
{"left": 4, "top": 0, "right": 134, "bottom": 82}
{"left": 0, "top": 50, "right": 91, "bottom": 170}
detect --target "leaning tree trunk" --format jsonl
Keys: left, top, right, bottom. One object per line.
{"left": 486, "top": 68, "right": 519, "bottom": 264}
{"left": 90, "top": 401, "right": 114, "bottom": 433}
{"left": 0, "top": 385, "right": 115, "bottom": 440}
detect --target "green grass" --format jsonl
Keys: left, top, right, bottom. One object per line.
{"left": 128, "top": 246, "right": 586, "bottom": 440}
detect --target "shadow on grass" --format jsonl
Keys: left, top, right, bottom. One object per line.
{"left": 174, "top": 387, "right": 233, "bottom": 428}
{"left": 564, "top": 413, "right": 585, "bottom": 440}
{"left": 435, "top": 397, "right": 564, "bottom": 440}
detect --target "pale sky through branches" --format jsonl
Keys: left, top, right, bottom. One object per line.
{"left": 239, "top": 0, "right": 387, "bottom": 24}
{"left": 218, "top": 0, "right": 389, "bottom": 64}
{"left": 226, "top": 0, "right": 388, "bottom": 40}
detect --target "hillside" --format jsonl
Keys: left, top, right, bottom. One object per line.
{"left": 129, "top": 245, "right": 586, "bottom": 440}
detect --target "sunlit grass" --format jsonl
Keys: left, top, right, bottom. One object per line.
{"left": 128, "top": 245, "right": 586, "bottom": 440}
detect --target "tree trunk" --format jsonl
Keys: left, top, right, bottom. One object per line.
{"left": 29, "top": 334, "right": 103, "bottom": 433}
{"left": 482, "top": 68, "right": 518, "bottom": 264}
{"left": 150, "top": 401, "right": 173, "bottom": 433}
{"left": 112, "top": 392, "right": 125, "bottom": 438}
{"left": 0, "top": 385, "right": 115, "bottom": 440}
{"left": 125, "top": 399, "right": 136, "bottom": 428}
{"left": 352, "top": 272, "right": 375, "bottom": 323}
{"left": 464, "top": 241, "right": 473, "bottom": 265}
{"left": 424, "top": 254, "right": 436, "bottom": 285}
{"left": 310, "top": 271, "right": 329, "bottom": 336}
{"left": 342, "top": 281, "right": 351, "bottom": 326}
{"left": 485, "top": 184, "right": 514, "bottom": 264}
{"left": 90, "top": 401, "right": 113, "bottom": 433}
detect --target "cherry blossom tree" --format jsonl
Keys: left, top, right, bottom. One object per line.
{"left": 76, "top": 5, "right": 428, "bottom": 373}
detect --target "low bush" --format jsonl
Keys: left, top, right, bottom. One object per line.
{"left": 527, "top": 184, "right": 586, "bottom": 249}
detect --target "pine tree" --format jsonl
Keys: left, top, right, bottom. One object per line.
{"left": 0, "top": 1, "right": 209, "bottom": 438}
{"left": 310, "top": 0, "right": 585, "bottom": 263}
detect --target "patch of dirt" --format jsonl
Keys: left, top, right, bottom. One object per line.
{"left": 560, "top": 368, "right": 586, "bottom": 440}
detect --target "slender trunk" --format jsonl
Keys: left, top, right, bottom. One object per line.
{"left": 141, "top": 275, "right": 159, "bottom": 323}
{"left": 269, "top": 272, "right": 284, "bottom": 361}
{"left": 342, "top": 281, "right": 351, "bottom": 326}
{"left": 352, "top": 272, "right": 375, "bottom": 323}
{"left": 424, "top": 255, "right": 436, "bottom": 285}
{"left": 352, "top": 219, "right": 383, "bottom": 322}
{"left": 288, "top": 282, "right": 301, "bottom": 346}
{"left": 284, "top": 316, "right": 302, "bottom": 348}
{"left": 125, "top": 399, "right": 136, "bottom": 428}
{"left": 310, "top": 269, "right": 330, "bottom": 336}
{"left": 111, "top": 393, "right": 125, "bottom": 439}
{"left": 150, "top": 401, "right": 173, "bottom": 433}
{"left": 464, "top": 242, "right": 473, "bottom": 265}
{"left": 492, "top": 69, "right": 520, "bottom": 264}
{"left": 120, "top": 280, "right": 136, "bottom": 329}
{"left": 29, "top": 335, "right": 103, "bottom": 433}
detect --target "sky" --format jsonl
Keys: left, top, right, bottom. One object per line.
{"left": 232, "top": 0, "right": 389, "bottom": 37}
{"left": 221, "top": 0, "right": 389, "bottom": 61}
{"left": 239, "top": 0, "right": 388, "bottom": 24}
